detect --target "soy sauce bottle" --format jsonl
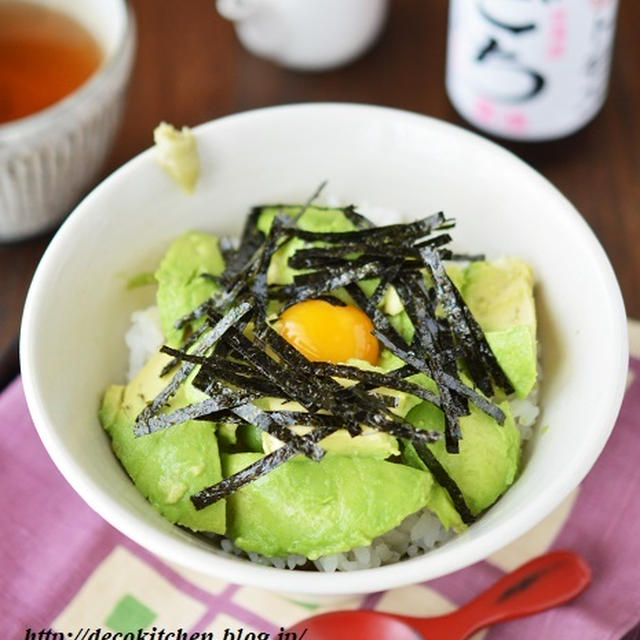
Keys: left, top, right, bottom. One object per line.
{"left": 445, "top": 0, "right": 619, "bottom": 141}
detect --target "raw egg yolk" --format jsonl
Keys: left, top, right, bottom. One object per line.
{"left": 278, "top": 299, "right": 379, "bottom": 365}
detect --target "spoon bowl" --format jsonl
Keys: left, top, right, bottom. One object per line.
{"left": 287, "top": 550, "right": 591, "bottom": 640}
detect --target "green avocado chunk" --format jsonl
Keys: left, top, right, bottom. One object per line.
{"left": 154, "top": 231, "right": 225, "bottom": 346}
{"left": 462, "top": 257, "right": 537, "bottom": 398}
{"left": 485, "top": 326, "right": 537, "bottom": 399}
{"left": 406, "top": 398, "right": 520, "bottom": 516}
{"left": 99, "top": 352, "right": 225, "bottom": 534}
{"left": 223, "top": 453, "right": 432, "bottom": 559}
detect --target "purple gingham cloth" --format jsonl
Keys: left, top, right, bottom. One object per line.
{"left": 2, "top": 359, "right": 639, "bottom": 639}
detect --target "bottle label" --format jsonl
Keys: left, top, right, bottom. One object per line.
{"left": 446, "top": 0, "right": 619, "bottom": 140}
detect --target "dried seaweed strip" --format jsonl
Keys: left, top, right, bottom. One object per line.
{"left": 291, "top": 180, "right": 328, "bottom": 224}
{"left": 419, "top": 246, "right": 494, "bottom": 397}
{"left": 272, "top": 263, "right": 396, "bottom": 318}
{"left": 217, "top": 235, "right": 237, "bottom": 264}
{"left": 373, "top": 329, "right": 504, "bottom": 424}
{"left": 409, "top": 441, "right": 476, "bottom": 525}
{"left": 368, "top": 263, "right": 403, "bottom": 309}
{"left": 341, "top": 204, "right": 375, "bottom": 229}
{"left": 384, "top": 276, "right": 469, "bottom": 453}
{"left": 161, "top": 346, "right": 284, "bottom": 397}
{"left": 251, "top": 215, "right": 295, "bottom": 325}
{"left": 453, "top": 286, "right": 515, "bottom": 395}
{"left": 174, "top": 278, "right": 250, "bottom": 331}
{"left": 287, "top": 246, "right": 413, "bottom": 270}
{"left": 276, "top": 293, "right": 347, "bottom": 314}
{"left": 160, "top": 322, "right": 209, "bottom": 376}
{"left": 359, "top": 410, "right": 442, "bottom": 445}
{"left": 326, "top": 365, "right": 440, "bottom": 408}
{"left": 420, "top": 246, "right": 514, "bottom": 395}
{"left": 261, "top": 411, "right": 343, "bottom": 428}
{"left": 134, "top": 300, "right": 254, "bottom": 436}
{"left": 285, "top": 232, "right": 453, "bottom": 271}
{"left": 191, "top": 424, "right": 341, "bottom": 509}
{"left": 220, "top": 207, "right": 265, "bottom": 282}
{"left": 344, "top": 282, "right": 400, "bottom": 333}
{"left": 431, "top": 317, "right": 468, "bottom": 453}
{"left": 231, "top": 403, "right": 324, "bottom": 460}
{"left": 290, "top": 212, "right": 451, "bottom": 244}
{"left": 385, "top": 277, "right": 464, "bottom": 452}
{"left": 289, "top": 259, "right": 392, "bottom": 296}
{"left": 445, "top": 252, "right": 485, "bottom": 262}
{"left": 413, "top": 233, "right": 454, "bottom": 250}
{"left": 312, "top": 362, "right": 442, "bottom": 407}
{"left": 144, "top": 388, "right": 256, "bottom": 434}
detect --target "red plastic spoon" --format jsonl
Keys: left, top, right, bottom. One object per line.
{"left": 286, "top": 550, "right": 590, "bottom": 640}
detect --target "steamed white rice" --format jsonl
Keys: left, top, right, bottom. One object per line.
{"left": 126, "top": 305, "right": 539, "bottom": 571}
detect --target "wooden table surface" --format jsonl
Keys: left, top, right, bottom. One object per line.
{"left": 1, "top": 0, "right": 639, "bottom": 372}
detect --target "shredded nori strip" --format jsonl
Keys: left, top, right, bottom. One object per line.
{"left": 391, "top": 276, "right": 464, "bottom": 453}
{"left": 160, "top": 322, "right": 210, "bottom": 377}
{"left": 407, "top": 441, "right": 477, "bottom": 525}
{"left": 420, "top": 247, "right": 493, "bottom": 397}
{"left": 311, "top": 362, "right": 442, "bottom": 408}
{"left": 273, "top": 259, "right": 391, "bottom": 304}
{"left": 134, "top": 300, "right": 253, "bottom": 436}
{"left": 286, "top": 212, "right": 452, "bottom": 244}
{"left": 191, "top": 424, "right": 340, "bottom": 509}
{"left": 372, "top": 328, "right": 505, "bottom": 425}
{"left": 143, "top": 388, "right": 256, "bottom": 434}
{"left": 291, "top": 180, "right": 328, "bottom": 223}
{"left": 341, "top": 204, "right": 375, "bottom": 229}
{"left": 286, "top": 234, "right": 452, "bottom": 270}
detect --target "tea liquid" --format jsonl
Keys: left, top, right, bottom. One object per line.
{"left": 0, "top": 1, "right": 103, "bottom": 124}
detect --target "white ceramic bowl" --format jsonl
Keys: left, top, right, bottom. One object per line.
{"left": 21, "top": 104, "right": 628, "bottom": 597}
{"left": 0, "top": 0, "right": 135, "bottom": 241}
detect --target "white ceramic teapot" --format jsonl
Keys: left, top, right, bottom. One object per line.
{"left": 216, "top": 0, "right": 389, "bottom": 71}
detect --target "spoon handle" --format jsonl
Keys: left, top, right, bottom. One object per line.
{"left": 411, "top": 549, "right": 591, "bottom": 640}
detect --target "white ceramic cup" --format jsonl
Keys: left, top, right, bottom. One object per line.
{"left": 0, "top": 0, "right": 135, "bottom": 242}
{"left": 216, "top": 0, "right": 388, "bottom": 71}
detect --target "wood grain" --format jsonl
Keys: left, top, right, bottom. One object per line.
{"left": 2, "top": 0, "right": 639, "bottom": 369}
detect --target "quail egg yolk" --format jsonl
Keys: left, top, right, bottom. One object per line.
{"left": 278, "top": 299, "right": 379, "bottom": 365}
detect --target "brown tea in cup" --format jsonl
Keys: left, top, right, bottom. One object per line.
{"left": 0, "top": 1, "right": 103, "bottom": 124}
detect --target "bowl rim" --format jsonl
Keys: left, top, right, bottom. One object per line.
{"left": 20, "top": 102, "right": 629, "bottom": 594}
{"left": 0, "top": 0, "right": 136, "bottom": 147}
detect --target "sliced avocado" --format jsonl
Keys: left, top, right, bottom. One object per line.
{"left": 462, "top": 257, "right": 535, "bottom": 333}
{"left": 462, "top": 257, "right": 537, "bottom": 398}
{"left": 485, "top": 326, "right": 537, "bottom": 399}
{"left": 155, "top": 231, "right": 225, "bottom": 346}
{"left": 99, "top": 351, "right": 225, "bottom": 533}
{"left": 223, "top": 453, "right": 432, "bottom": 559}
{"left": 406, "top": 398, "right": 520, "bottom": 516}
